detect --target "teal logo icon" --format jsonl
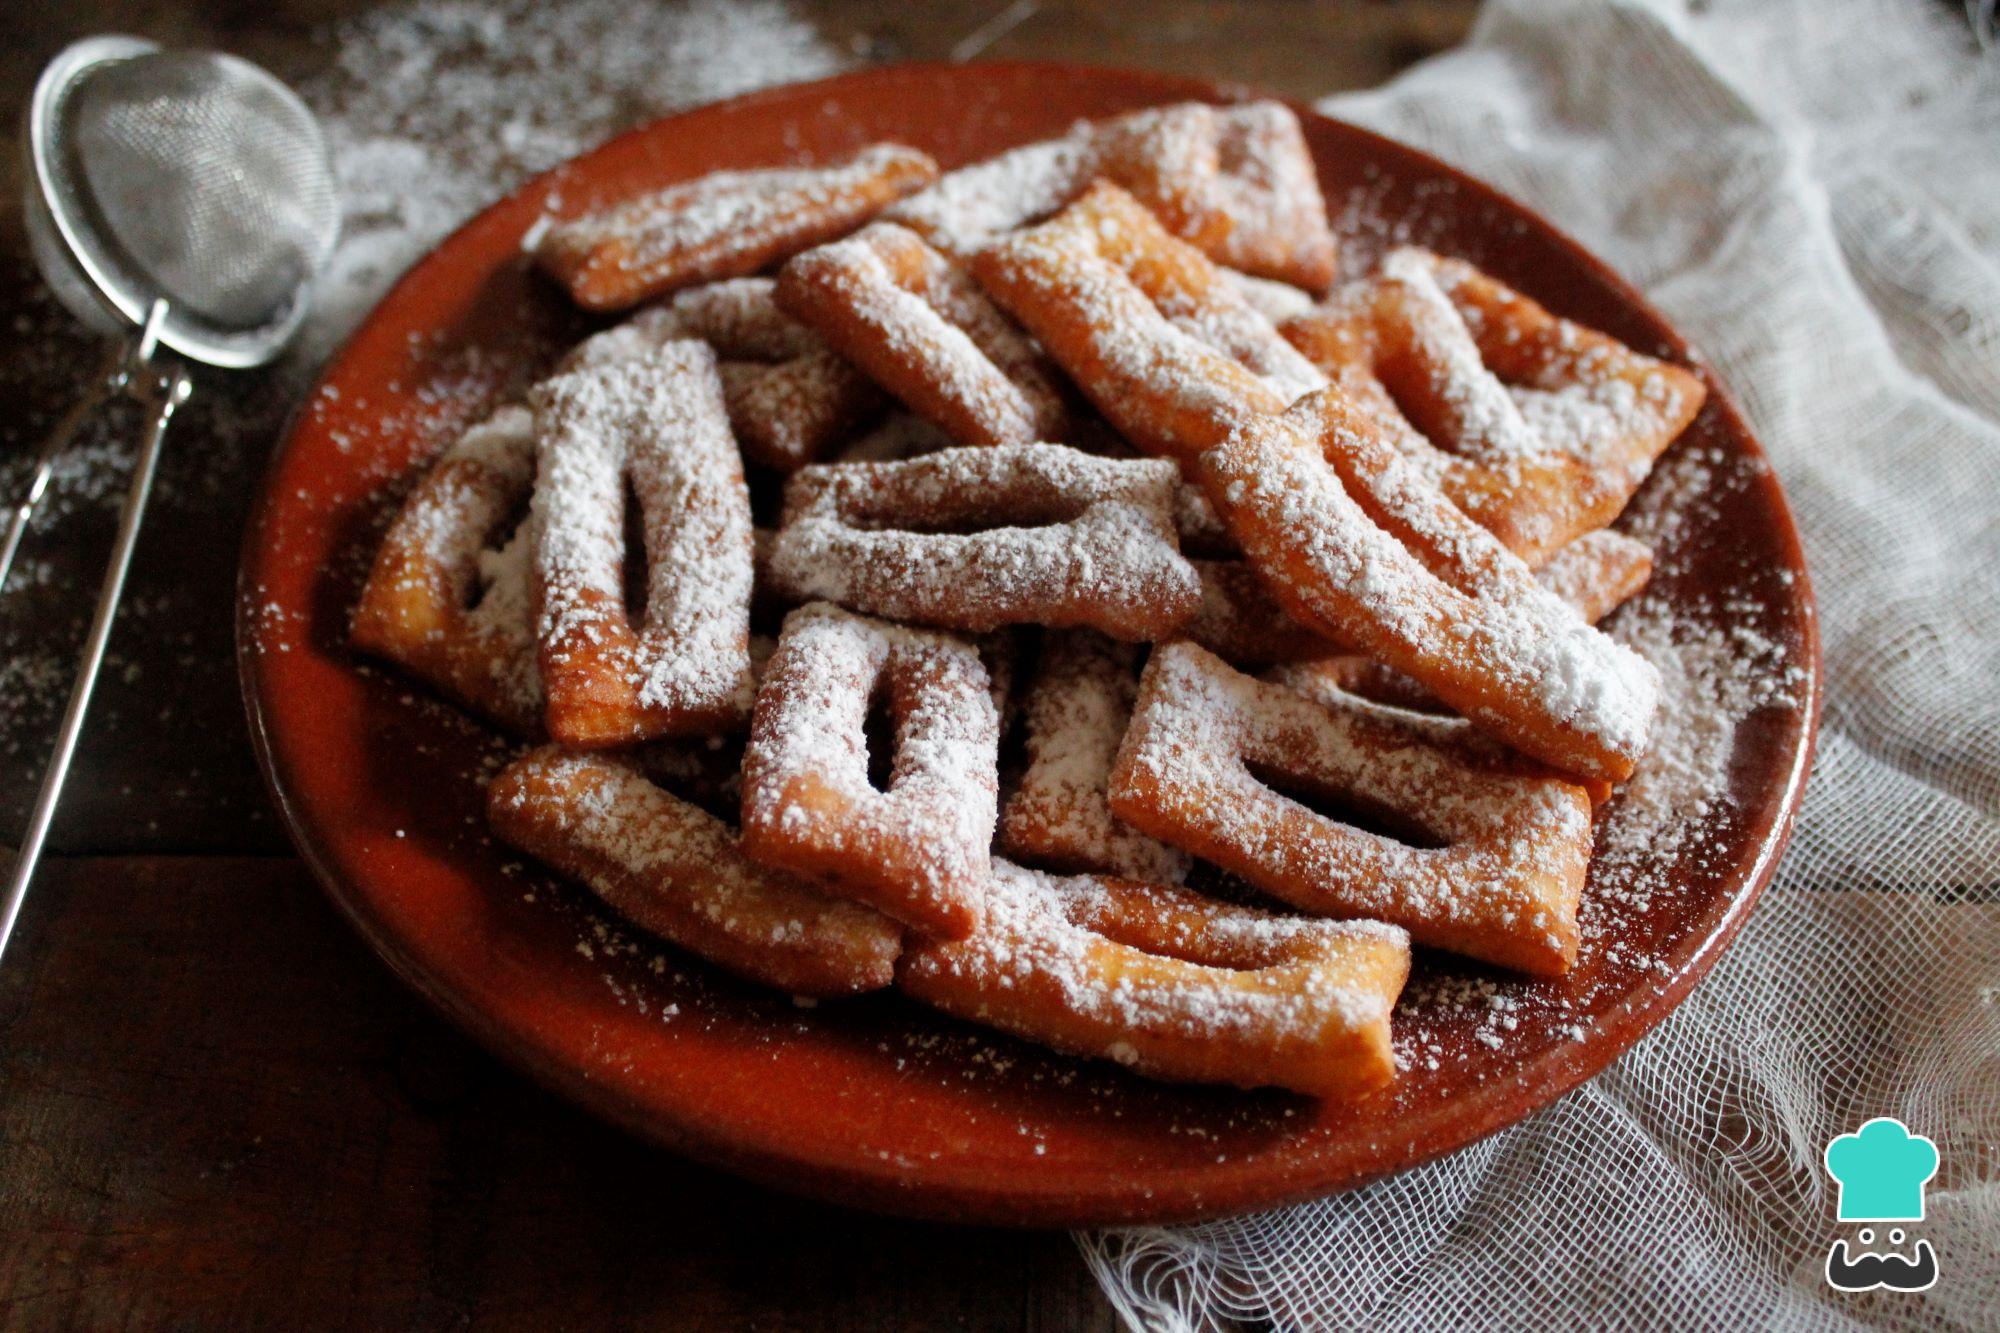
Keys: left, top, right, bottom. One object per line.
{"left": 1824, "top": 1117, "right": 1938, "bottom": 1222}
{"left": 1822, "top": 1118, "right": 1941, "bottom": 1295}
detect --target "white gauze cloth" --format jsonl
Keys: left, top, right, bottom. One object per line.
{"left": 1079, "top": 1, "right": 2000, "bottom": 1329}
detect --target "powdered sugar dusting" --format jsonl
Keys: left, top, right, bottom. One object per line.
{"left": 564, "top": 277, "right": 885, "bottom": 469}
{"left": 536, "top": 143, "right": 937, "bottom": 309}
{"left": 305, "top": 0, "right": 847, "bottom": 354}
{"left": 1111, "top": 642, "right": 1594, "bottom": 975}
{"left": 776, "top": 222, "right": 1068, "bottom": 448}
{"left": 173, "top": 3, "right": 1812, "bottom": 1102}
{"left": 890, "top": 101, "right": 1338, "bottom": 290}
{"left": 898, "top": 859, "right": 1407, "bottom": 1096}
{"left": 350, "top": 403, "right": 544, "bottom": 730}
{"left": 1205, "top": 396, "right": 1660, "bottom": 778}
{"left": 740, "top": 602, "right": 1000, "bottom": 935}
{"left": 1280, "top": 247, "right": 1706, "bottom": 565}
{"left": 765, "top": 443, "right": 1200, "bottom": 641}
{"left": 973, "top": 182, "right": 1313, "bottom": 466}
{"left": 1377, "top": 248, "right": 1543, "bottom": 466}
{"left": 1596, "top": 593, "right": 1803, "bottom": 903}
{"left": 531, "top": 342, "right": 754, "bottom": 729}
{"left": 488, "top": 746, "right": 902, "bottom": 995}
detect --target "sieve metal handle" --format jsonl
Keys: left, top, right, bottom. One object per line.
{"left": 0, "top": 299, "right": 191, "bottom": 963}
{"left": 0, "top": 340, "right": 129, "bottom": 594}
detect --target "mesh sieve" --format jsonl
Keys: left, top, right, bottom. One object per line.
{"left": 1, "top": 38, "right": 337, "bottom": 970}
{"left": 65, "top": 49, "right": 338, "bottom": 331}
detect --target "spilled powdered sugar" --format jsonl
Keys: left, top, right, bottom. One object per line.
{"left": 304, "top": 0, "right": 846, "bottom": 359}
{"left": 1596, "top": 594, "right": 1802, "bottom": 890}
{"left": 1593, "top": 444, "right": 1809, "bottom": 910}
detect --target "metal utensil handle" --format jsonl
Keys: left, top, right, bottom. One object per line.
{"left": 0, "top": 302, "right": 192, "bottom": 962}
{"left": 0, "top": 340, "right": 129, "bottom": 595}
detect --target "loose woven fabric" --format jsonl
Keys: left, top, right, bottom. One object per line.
{"left": 1078, "top": 2, "right": 2000, "bottom": 1328}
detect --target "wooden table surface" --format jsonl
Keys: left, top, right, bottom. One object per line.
{"left": 0, "top": 3, "right": 1474, "bottom": 1327}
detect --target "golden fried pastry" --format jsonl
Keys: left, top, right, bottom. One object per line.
{"left": 1525, "top": 527, "right": 1655, "bottom": 622}
{"left": 1191, "top": 525, "right": 1655, "bottom": 669}
{"left": 488, "top": 746, "right": 902, "bottom": 996}
{"left": 1281, "top": 248, "right": 1706, "bottom": 563}
{"left": 535, "top": 144, "right": 939, "bottom": 312}
{"left": 998, "top": 632, "right": 1191, "bottom": 885}
{"left": 740, "top": 603, "right": 1000, "bottom": 940}
{"left": 1109, "top": 642, "right": 1596, "bottom": 976}
{"left": 1095, "top": 101, "right": 1338, "bottom": 289}
{"left": 899, "top": 860, "right": 1409, "bottom": 1097}
{"left": 974, "top": 181, "right": 1324, "bottom": 468}
{"left": 1269, "top": 655, "right": 1446, "bottom": 718}
{"left": 1221, "top": 268, "right": 1318, "bottom": 323}
{"left": 775, "top": 222, "right": 1070, "bottom": 448}
{"left": 763, "top": 442, "right": 1200, "bottom": 641}
{"left": 354, "top": 118, "right": 1719, "bottom": 1097}
{"left": 1200, "top": 388, "right": 1658, "bottom": 782}
{"left": 566, "top": 277, "right": 886, "bottom": 471}
{"left": 352, "top": 406, "right": 542, "bottom": 733}
{"left": 1001, "top": 537, "right": 1644, "bottom": 908}
{"left": 1262, "top": 659, "right": 1621, "bottom": 811}
{"left": 1269, "top": 532, "right": 1651, "bottom": 806}
{"left": 889, "top": 101, "right": 1337, "bottom": 290}
{"left": 530, "top": 342, "right": 755, "bottom": 747}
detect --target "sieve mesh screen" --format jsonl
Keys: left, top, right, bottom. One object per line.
{"left": 68, "top": 51, "right": 338, "bottom": 329}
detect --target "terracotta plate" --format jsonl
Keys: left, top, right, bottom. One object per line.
{"left": 238, "top": 61, "right": 1821, "bottom": 1227}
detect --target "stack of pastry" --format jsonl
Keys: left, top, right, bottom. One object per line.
{"left": 353, "top": 100, "right": 1705, "bottom": 1100}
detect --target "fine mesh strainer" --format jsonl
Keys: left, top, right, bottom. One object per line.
{"left": 0, "top": 36, "right": 339, "bottom": 962}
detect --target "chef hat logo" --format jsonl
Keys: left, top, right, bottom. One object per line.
{"left": 1824, "top": 1118, "right": 1939, "bottom": 1222}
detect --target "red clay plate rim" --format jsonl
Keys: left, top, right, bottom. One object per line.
{"left": 237, "top": 59, "right": 1823, "bottom": 1227}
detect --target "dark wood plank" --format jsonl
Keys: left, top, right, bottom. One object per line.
{"left": 0, "top": 856, "right": 1118, "bottom": 1331}
{"left": 0, "top": 300, "right": 299, "bottom": 855}
{"left": 825, "top": 0, "right": 1474, "bottom": 96}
